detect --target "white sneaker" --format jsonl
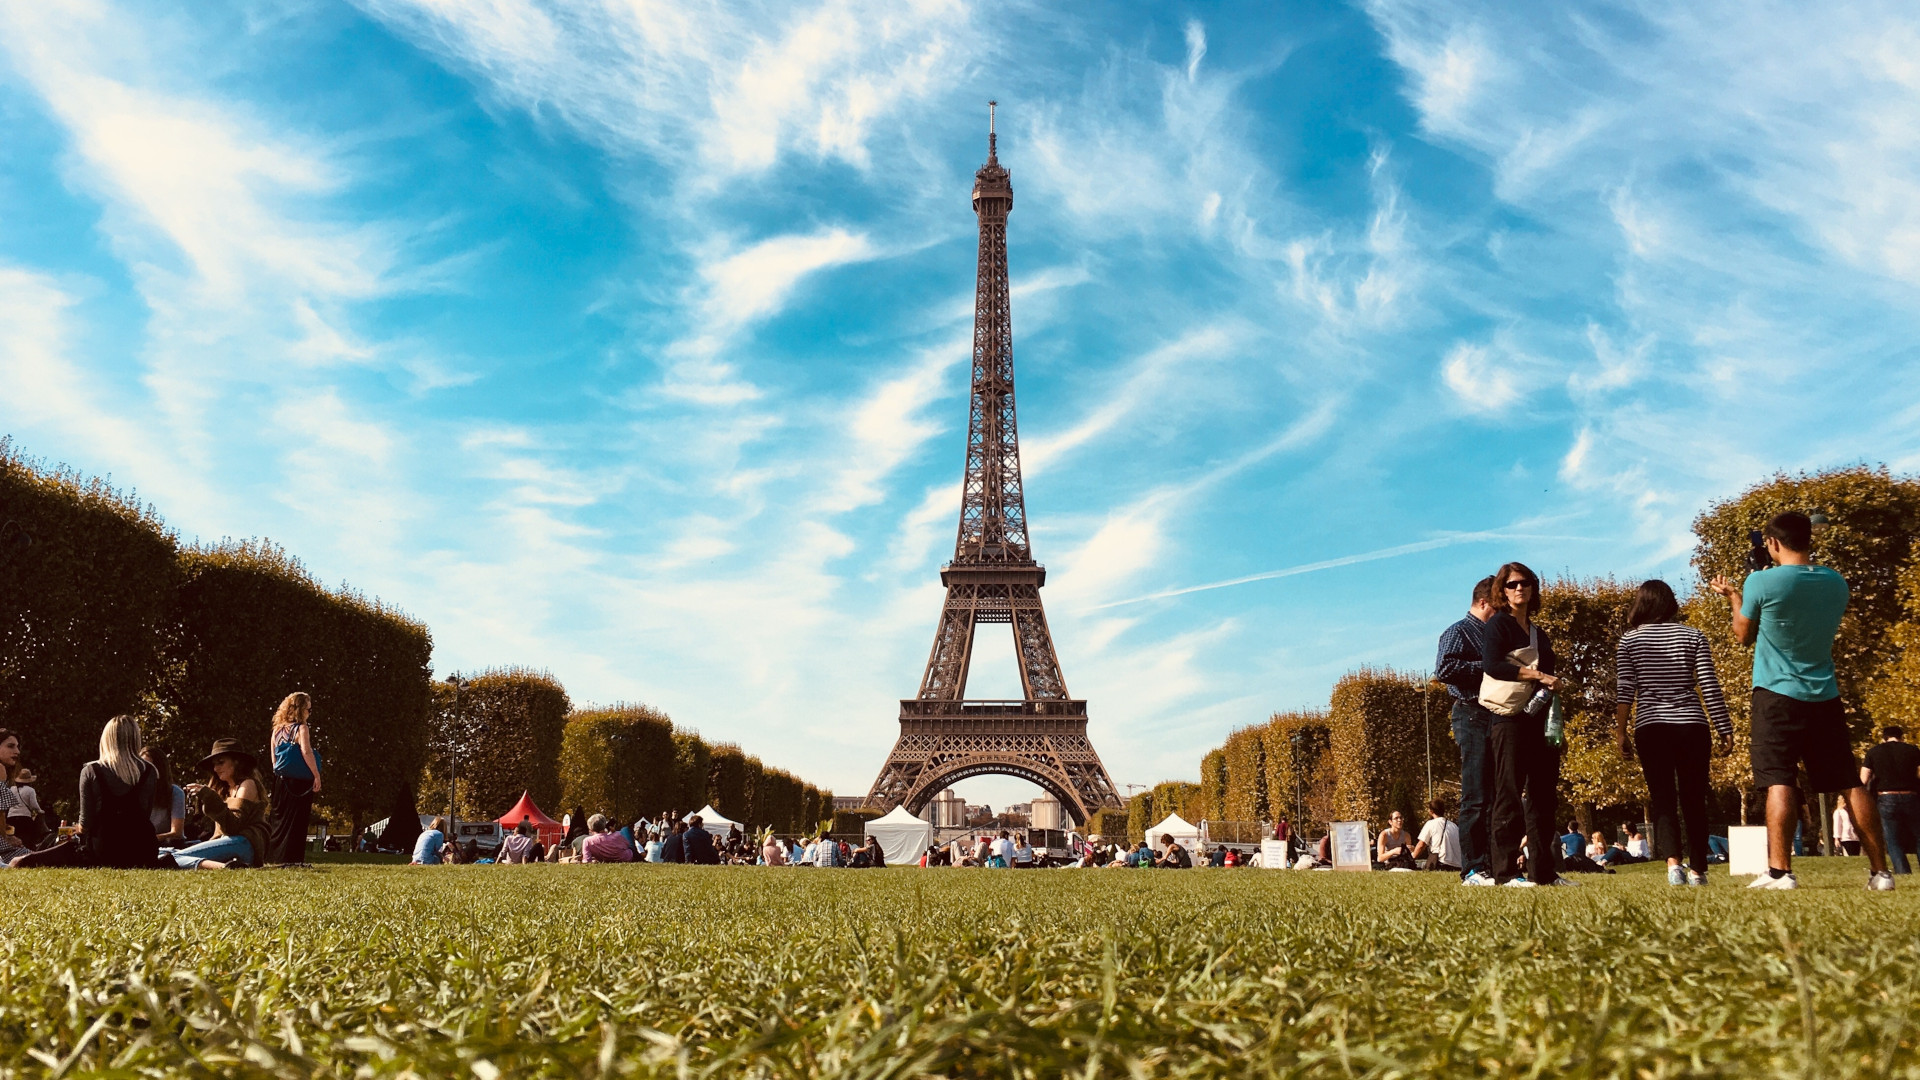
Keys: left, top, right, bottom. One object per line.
{"left": 1461, "top": 870, "right": 1496, "bottom": 887}
{"left": 1686, "top": 870, "right": 1707, "bottom": 887}
{"left": 1667, "top": 865, "right": 1686, "bottom": 886}
{"left": 1870, "top": 871, "right": 1896, "bottom": 892}
{"left": 1501, "top": 877, "right": 1536, "bottom": 888}
{"left": 1747, "top": 872, "right": 1798, "bottom": 890}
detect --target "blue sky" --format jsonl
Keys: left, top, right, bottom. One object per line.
{"left": 6, "top": 1, "right": 1920, "bottom": 808}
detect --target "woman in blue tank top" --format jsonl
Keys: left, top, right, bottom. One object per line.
{"left": 264, "top": 692, "right": 322, "bottom": 864}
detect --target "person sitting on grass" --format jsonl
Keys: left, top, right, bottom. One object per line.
{"left": 763, "top": 832, "right": 789, "bottom": 865}
{"left": 581, "top": 814, "right": 635, "bottom": 862}
{"left": 498, "top": 819, "right": 544, "bottom": 864}
{"left": 1561, "top": 821, "right": 1586, "bottom": 863}
{"left": 1154, "top": 835, "right": 1192, "bottom": 868}
{"left": 0, "top": 727, "right": 36, "bottom": 865}
{"left": 684, "top": 815, "right": 719, "bottom": 865}
{"left": 412, "top": 816, "right": 448, "bottom": 865}
{"left": 15, "top": 717, "right": 163, "bottom": 869}
{"left": 1013, "top": 834, "right": 1036, "bottom": 868}
{"left": 1414, "top": 800, "right": 1462, "bottom": 872}
{"left": 856, "top": 835, "right": 886, "bottom": 868}
{"left": 1376, "top": 810, "right": 1418, "bottom": 869}
{"left": 163, "top": 739, "right": 268, "bottom": 870}
{"left": 1626, "top": 829, "right": 1651, "bottom": 860}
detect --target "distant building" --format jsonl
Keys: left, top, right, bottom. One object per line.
{"left": 1006, "top": 802, "right": 1033, "bottom": 818}
{"left": 832, "top": 796, "right": 870, "bottom": 812}
{"left": 966, "top": 804, "right": 991, "bottom": 819}
{"left": 1031, "top": 794, "right": 1062, "bottom": 830}
{"left": 930, "top": 789, "right": 968, "bottom": 828}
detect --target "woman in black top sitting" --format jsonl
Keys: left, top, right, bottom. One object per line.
{"left": 1481, "top": 562, "right": 1571, "bottom": 887}
{"left": 14, "top": 716, "right": 161, "bottom": 869}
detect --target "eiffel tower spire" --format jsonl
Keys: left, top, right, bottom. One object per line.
{"left": 864, "top": 105, "right": 1122, "bottom": 826}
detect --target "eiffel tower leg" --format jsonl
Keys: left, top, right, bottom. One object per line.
{"left": 917, "top": 589, "right": 979, "bottom": 700}
{"left": 1009, "top": 588, "right": 1067, "bottom": 700}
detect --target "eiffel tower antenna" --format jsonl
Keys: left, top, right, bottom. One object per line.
{"left": 864, "top": 105, "right": 1122, "bottom": 826}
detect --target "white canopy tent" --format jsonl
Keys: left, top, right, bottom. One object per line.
{"left": 1145, "top": 811, "right": 1202, "bottom": 851}
{"left": 864, "top": 805, "right": 935, "bottom": 867}
{"left": 685, "top": 804, "right": 743, "bottom": 839}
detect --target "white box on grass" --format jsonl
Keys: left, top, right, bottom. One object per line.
{"left": 1727, "top": 825, "right": 1769, "bottom": 876}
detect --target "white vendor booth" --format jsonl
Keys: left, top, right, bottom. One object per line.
{"left": 864, "top": 805, "right": 935, "bottom": 866}
{"left": 1144, "top": 811, "right": 1202, "bottom": 852}
{"left": 685, "top": 804, "right": 743, "bottom": 839}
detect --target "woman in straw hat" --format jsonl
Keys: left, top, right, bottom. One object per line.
{"left": 161, "top": 739, "right": 268, "bottom": 869}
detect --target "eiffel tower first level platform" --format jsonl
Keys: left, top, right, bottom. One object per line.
{"left": 865, "top": 104, "right": 1122, "bottom": 826}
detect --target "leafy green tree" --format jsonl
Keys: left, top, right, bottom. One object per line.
{"left": 420, "top": 669, "right": 570, "bottom": 821}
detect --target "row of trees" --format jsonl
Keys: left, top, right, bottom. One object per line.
{"left": 405, "top": 673, "right": 836, "bottom": 836}
{"left": 1175, "top": 466, "right": 1920, "bottom": 834}
{"left": 0, "top": 440, "right": 828, "bottom": 832}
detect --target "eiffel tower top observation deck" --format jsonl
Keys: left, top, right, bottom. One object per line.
{"left": 864, "top": 104, "right": 1122, "bottom": 824}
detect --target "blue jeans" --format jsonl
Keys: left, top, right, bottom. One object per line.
{"left": 163, "top": 835, "right": 252, "bottom": 869}
{"left": 1880, "top": 793, "right": 1918, "bottom": 874}
{"left": 1451, "top": 699, "right": 1493, "bottom": 877}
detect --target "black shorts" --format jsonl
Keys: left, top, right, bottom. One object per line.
{"left": 1750, "top": 687, "right": 1859, "bottom": 793}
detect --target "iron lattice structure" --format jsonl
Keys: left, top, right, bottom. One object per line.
{"left": 865, "top": 106, "right": 1122, "bottom": 826}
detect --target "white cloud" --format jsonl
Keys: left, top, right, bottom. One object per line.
{"left": 1439, "top": 341, "right": 1517, "bottom": 415}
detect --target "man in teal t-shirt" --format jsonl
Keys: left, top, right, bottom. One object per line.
{"left": 1711, "top": 512, "right": 1892, "bottom": 891}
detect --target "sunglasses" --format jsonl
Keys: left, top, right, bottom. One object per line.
{"left": 1503, "top": 579, "right": 1536, "bottom": 591}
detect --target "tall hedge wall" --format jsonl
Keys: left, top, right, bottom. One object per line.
{"left": 1220, "top": 725, "right": 1266, "bottom": 821}
{"left": 1328, "top": 667, "right": 1430, "bottom": 825}
{"left": 557, "top": 704, "right": 676, "bottom": 825}
{"left": 156, "top": 540, "right": 433, "bottom": 831}
{"left": 0, "top": 443, "right": 179, "bottom": 805}
{"left": 1260, "top": 710, "right": 1331, "bottom": 824}
{"left": 420, "top": 669, "right": 570, "bottom": 820}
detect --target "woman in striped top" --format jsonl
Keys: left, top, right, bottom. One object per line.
{"left": 1615, "top": 579, "right": 1732, "bottom": 885}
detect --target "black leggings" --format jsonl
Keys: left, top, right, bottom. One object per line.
{"left": 1637, "top": 723, "right": 1711, "bottom": 873}
{"left": 1490, "top": 716, "right": 1559, "bottom": 884}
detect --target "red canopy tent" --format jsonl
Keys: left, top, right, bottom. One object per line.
{"left": 495, "top": 792, "right": 565, "bottom": 846}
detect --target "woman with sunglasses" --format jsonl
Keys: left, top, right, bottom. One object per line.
{"left": 1480, "top": 562, "right": 1572, "bottom": 887}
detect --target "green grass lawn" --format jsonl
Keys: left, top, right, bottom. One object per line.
{"left": 1, "top": 859, "right": 1916, "bottom": 1077}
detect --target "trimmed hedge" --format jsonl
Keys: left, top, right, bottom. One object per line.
{"left": 1085, "top": 807, "right": 1128, "bottom": 841}
{"left": 1327, "top": 668, "right": 1431, "bottom": 825}
{"left": 1124, "top": 792, "right": 1153, "bottom": 845}
{"left": 671, "top": 731, "right": 710, "bottom": 815}
{"left": 1220, "top": 726, "right": 1266, "bottom": 821}
{"left": 557, "top": 704, "right": 676, "bottom": 825}
{"left": 1260, "top": 710, "right": 1330, "bottom": 825}
{"left": 157, "top": 541, "right": 433, "bottom": 832}
{"left": 1199, "top": 749, "right": 1227, "bottom": 821}
{"left": 1149, "top": 781, "right": 1204, "bottom": 825}
{"left": 0, "top": 442, "right": 178, "bottom": 808}
{"left": 420, "top": 668, "right": 570, "bottom": 820}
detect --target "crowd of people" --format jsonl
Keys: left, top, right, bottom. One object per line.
{"left": 0, "top": 692, "right": 323, "bottom": 870}
{"left": 6, "top": 512, "right": 1915, "bottom": 886}
{"left": 1435, "top": 514, "right": 1912, "bottom": 890}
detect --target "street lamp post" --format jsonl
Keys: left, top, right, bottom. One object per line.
{"left": 1289, "top": 731, "right": 1304, "bottom": 823}
{"left": 445, "top": 674, "right": 470, "bottom": 838}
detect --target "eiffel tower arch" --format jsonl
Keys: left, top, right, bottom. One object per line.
{"left": 865, "top": 104, "right": 1122, "bottom": 826}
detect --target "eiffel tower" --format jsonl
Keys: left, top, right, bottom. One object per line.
{"left": 865, "top": 104, "right": 1122, "bottom": 826}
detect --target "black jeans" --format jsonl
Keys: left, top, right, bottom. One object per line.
{"left": 1882, "top": 792, "right": 1919, "bottom": 874}
{"left": 1490, "top": 715, "right": 1558, "bottom": 883}
{"left": 1638, "top": 723, "right": 1711, "bottom": 874}
{"left": 1451, "top": 700, "right": 1494, "bottom": 878}
{"left": 266, "top": 774, "right": 315, "bottom": 864}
